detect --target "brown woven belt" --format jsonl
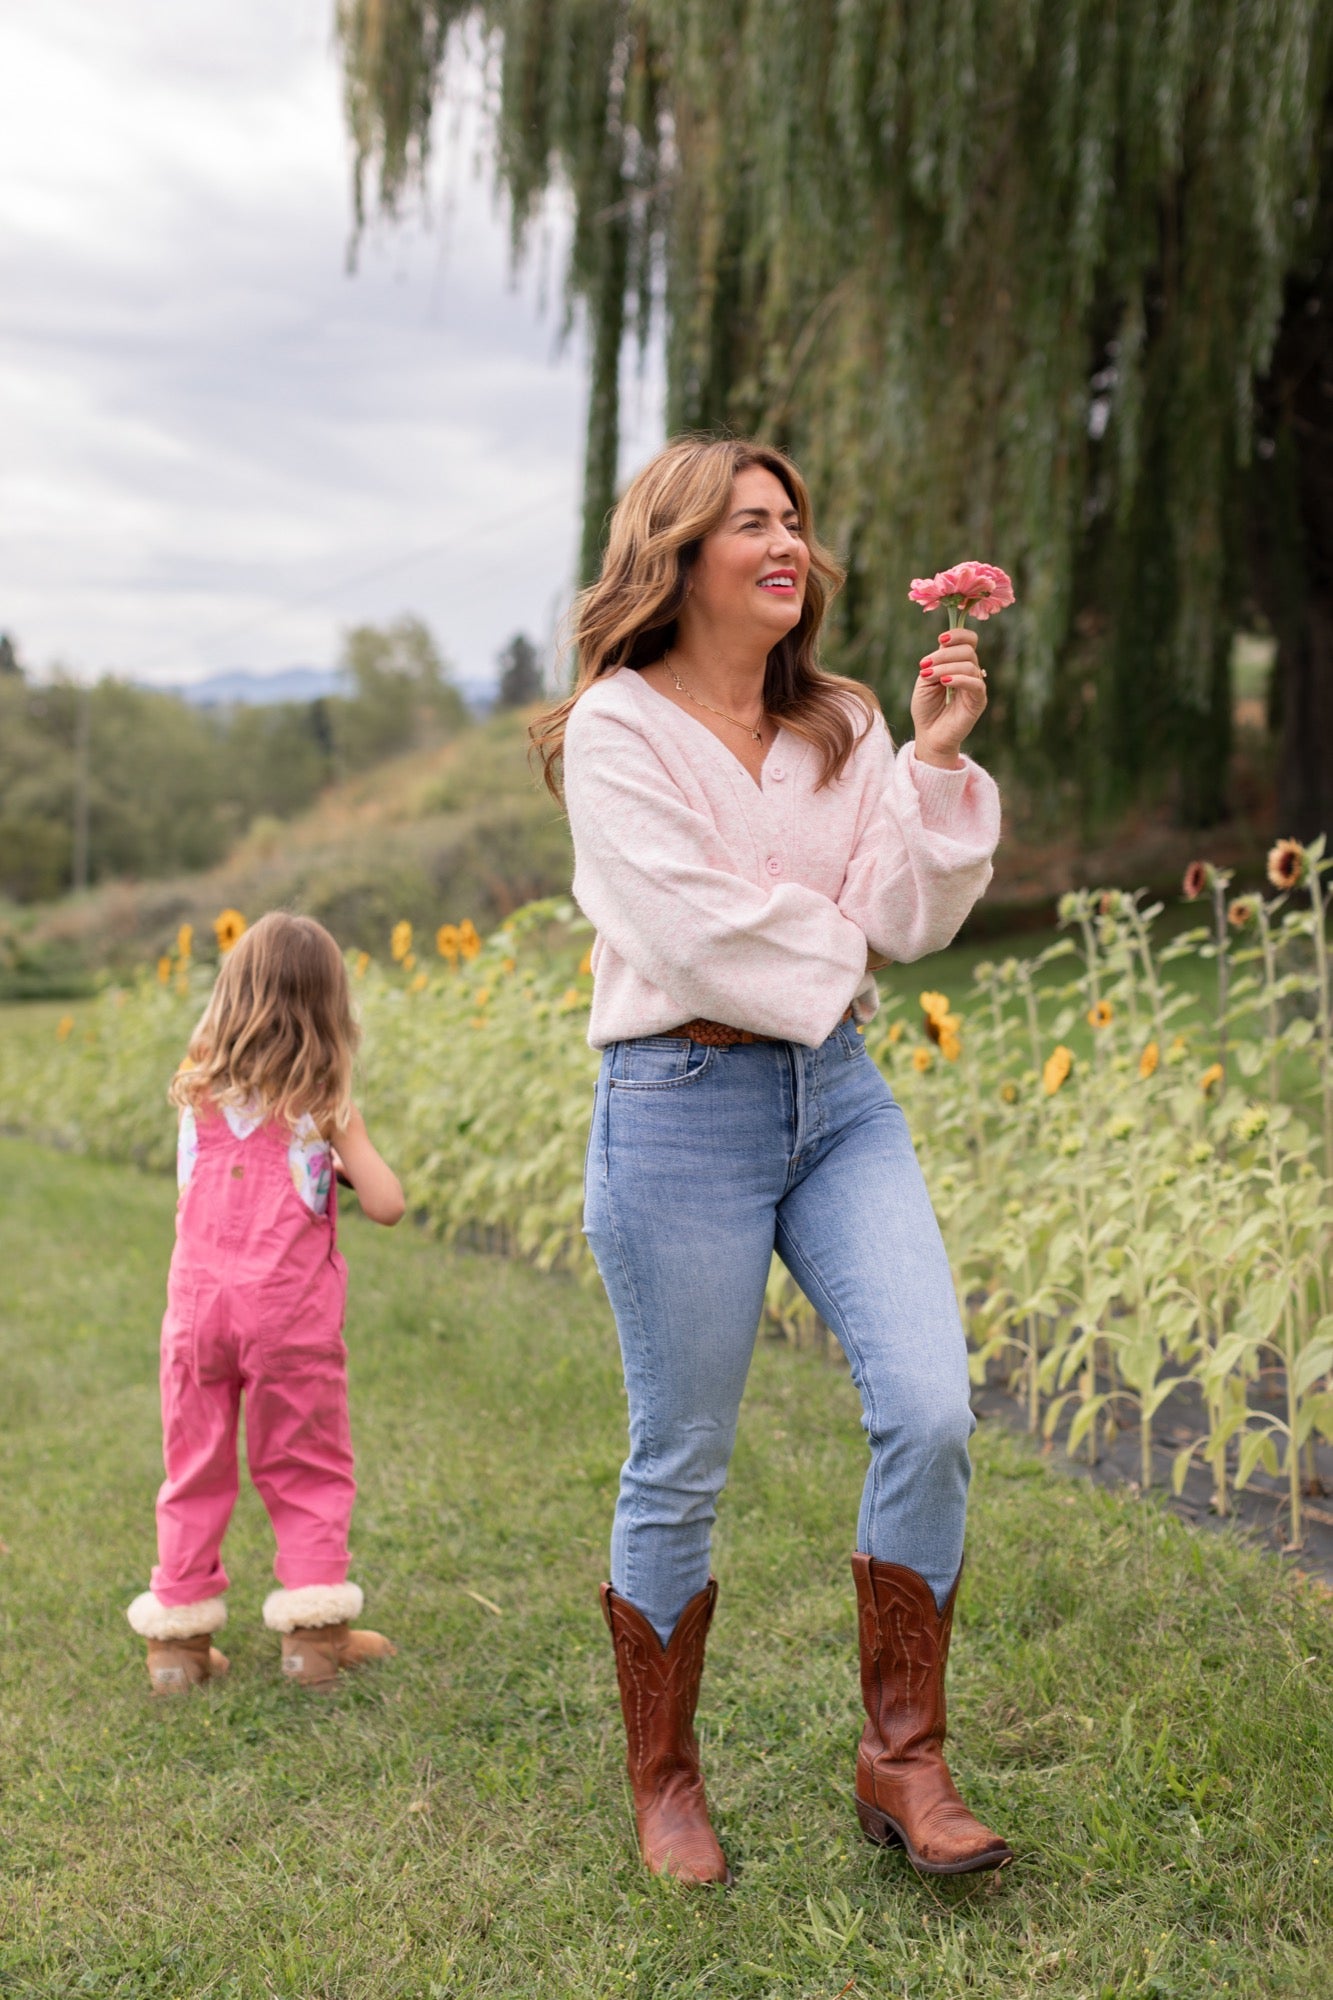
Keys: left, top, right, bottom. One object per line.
{"left": 669, "top": 1008, "right": 854, "bottom": 1048}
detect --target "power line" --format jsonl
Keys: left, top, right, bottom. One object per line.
{"left": 127, "top": 487, "right": 574, "bottom": 673}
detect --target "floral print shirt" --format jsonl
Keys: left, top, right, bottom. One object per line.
{"left": 177, "top": 1104, "right": 332, "bottom": 1215}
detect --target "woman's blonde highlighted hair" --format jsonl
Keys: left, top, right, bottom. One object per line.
{"left": 531, "top": 434, "right": 876, "bottom": 795}
{"left": 169, "top": 912, "right": 359, "bottom": 1136}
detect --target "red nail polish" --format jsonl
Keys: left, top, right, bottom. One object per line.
{"left": 919, "top": 665, "right": 933, "bottom": 676}
{"left": 919, "top": 656, "right": 933, "bottom": 668}
{"left": 941, "top": 675, "right": 953, "bottom": 684}
{"left": 939, "top": 633, "right": 953, "bottom": 645}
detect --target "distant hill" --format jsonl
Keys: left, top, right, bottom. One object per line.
{"left": 165, "top": 667, "right": 345, "bottom": 707}
{"left": 157, "top": 665, "right": 499, "bottom": 713}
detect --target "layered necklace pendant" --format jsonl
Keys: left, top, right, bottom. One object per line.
{"left": 664, "top": 654, "right": 765, "bottom": 740}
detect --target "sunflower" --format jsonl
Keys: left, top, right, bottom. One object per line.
{"left": 1182, "top": 860, "right": 1209, "bottom": 901}
{"left": 402, "top": 952, "right": 416, "bottom": 971}
{"left": 56, "top": 1014, "right": 74, "bottom": 1042}
{"left": 214, "top": 908, "right": 246, "bottom": 953}
{"left": 939, "top": 1028, "right": 962, "bottom": 1062}
{"left": 919, "top": 989, "right": 951, "bottom": 1023}
{"left": 353, "top": 950, "right": 370, "bottom": 978}
{"left": 925, "top": 1010, "right": 962, "bottom": 1047}
{"left": 390, "top": 920, "right": 413, "bottom": 963}
{"left": 408, "top": 970, "right": 428, "bottom": 994}
{"left": 436, "top": 923, "right": 460, "bottom": 962}
{"left": 157, "top": 955, "right": 172, "bottom": 985}
{"left": 911, "top": 1046, "right": 933, "bottom": 1072}
{"left": 1087, "top": 1000, "right": 1113, "bottom": 1029}
{"left": 1199, "top": 1062, "right": 1224, "bottom": 1095}
{"left": 578, "top": 947, "right": 594, "bottom": 976}
{"left": 1138, "top": 1040, "right": 1160, "bottom": 1079}
{"left": 176, "top": 923, "right": 194, "bottom": 960}
{"left": 1042, "top": 1045, "right": 1073, "bottom": 1095}
{"left": 999, "top": 1079, "right": 1019, "bottom": 1104}
{"left": 459, "top": 919, "right": 482, "bottom": 962}
{"left": 1226, "top": 896, "right": 1256, "bottom": 930}
{"left": 887, "top": 1020, "right": 905, "bottom": 1044}
{"left": 1266, "top": 838, "right": 1306, "bottom": 892}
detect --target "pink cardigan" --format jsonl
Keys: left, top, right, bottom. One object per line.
{"left": 563, "top": 667, "right": 1001, "bottom": 1050}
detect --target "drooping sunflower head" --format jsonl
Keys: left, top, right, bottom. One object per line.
{"left": 1266, "top": 839, "right": 1306, "bottom": 892}
{"left": 1182, "top": 860, "right": 1209, "bottom": 901}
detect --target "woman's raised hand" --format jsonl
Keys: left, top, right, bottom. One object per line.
{"left": 909, "top": 627, "right": 987, "bottom": 768}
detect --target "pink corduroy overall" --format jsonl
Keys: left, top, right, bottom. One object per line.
{"left": 151, "top": 1107, "right": 355, "bottom": 1608}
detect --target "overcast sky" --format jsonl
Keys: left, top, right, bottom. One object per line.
{"left": 0, "top": 1, "right": 664, "bottom": 690}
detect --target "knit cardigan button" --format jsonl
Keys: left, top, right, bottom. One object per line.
{"left": 766, "top": 856, "right": 781, "bottom": 875}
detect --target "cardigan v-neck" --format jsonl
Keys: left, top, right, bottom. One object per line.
{"left": 563, "top": 665, "right": 1000, "bottom": 1050}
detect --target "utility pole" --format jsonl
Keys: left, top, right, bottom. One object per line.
{"left": 72, "top": 682, "right": 90, "bottom": 893}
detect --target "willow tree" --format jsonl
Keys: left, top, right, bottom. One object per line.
{"left": 339, "top": 0, "right": 1333, "bottom": 833}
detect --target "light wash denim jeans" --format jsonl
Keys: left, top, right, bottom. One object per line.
{"left": 583, "top": 1018, "right": 974, "bottom": 1645}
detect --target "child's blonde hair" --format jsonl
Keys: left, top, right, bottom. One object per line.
{"left": 169, "top": 912, "right": 359, "bottom": 1135}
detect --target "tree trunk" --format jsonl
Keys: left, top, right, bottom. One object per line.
{"left": 1252, "top": 114, "right": 1333, "bottom": 845}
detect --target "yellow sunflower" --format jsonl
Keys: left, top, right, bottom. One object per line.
{"left": 1042, "top": 1045, "right": 1073, "bottom": 1095}
{"left": 1087, "top": 1000, "right": 1113, "bottom": 1029}
{"left": 390, "top": 920, "right": 413, "bottom": 963}
{"left": 1199, "top": 1062, "right": 1224, "bottom": 1095}
{"left": 458, "top": 918, "right": 482, "bottom": 961}
{"left": 1138, "top": 1040, "right": 1160, "bottom": 1079}
{"left": 436, "top": 923, "right": 460, "bottom": 962}
{"left": 214, "top": 908, "right": 246, "bottom": 953}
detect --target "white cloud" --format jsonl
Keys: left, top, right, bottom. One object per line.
{"left": 0, "top": 0, "right": 664, "bottom": 688}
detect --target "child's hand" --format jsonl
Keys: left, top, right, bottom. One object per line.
{"left": 331, "top": 1108, "right": 405, "bottom": 1226}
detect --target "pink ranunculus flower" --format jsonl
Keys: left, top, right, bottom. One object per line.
{"left": 909, "top": 560, "right": 1015, "bottom": 622}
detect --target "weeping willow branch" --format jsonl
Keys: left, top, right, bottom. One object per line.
{"left": 338, "top": 0, "right": 1333, "bottom": 820}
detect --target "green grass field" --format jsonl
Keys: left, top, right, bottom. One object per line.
{"left": 2, "top": 1136, "right": 1332, "bottom": 1999}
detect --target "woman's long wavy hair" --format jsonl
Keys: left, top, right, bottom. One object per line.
{"left": 531, "top": 435, "right": 876, "bottom": 797}
{"left": 169, "top": 912, "right": 359, "bottom": 1136}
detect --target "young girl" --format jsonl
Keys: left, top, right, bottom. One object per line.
{"left": 126, "top": 911, "right": 405, "bottom": 1695}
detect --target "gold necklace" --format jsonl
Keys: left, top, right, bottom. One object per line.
{"left": 663, "top": 653, "right": 766, "bottom": 742}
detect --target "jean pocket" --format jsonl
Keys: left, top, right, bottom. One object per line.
{"left": 609, "top": 1037, "right": 716, "bottom": 1090}
{"left": 836, "top": 1019, "right": 867, "bottom": 1059}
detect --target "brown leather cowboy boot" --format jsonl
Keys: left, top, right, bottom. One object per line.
{"left": 852, "top": 1554, "right": 1012, "bottom": 1876}
{"left": 601, "top": 1578, "right": 730, "bottom": 1885}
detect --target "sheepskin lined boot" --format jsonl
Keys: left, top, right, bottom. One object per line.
{"left": 601, "top": 1578, "right": 730, "bottom": 1886}
{"left": 126, "top": 1592, "right": 229, "bottom": 1696}
{"left": 263, "top": 1584, "right": 396, "bottom": 1692}
{"left": 852, "top": 1554, "right": 1011, "bottom": 1876}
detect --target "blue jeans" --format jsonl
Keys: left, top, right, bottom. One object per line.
{"left": 583, "top": 1019, "right": 974, "bottom": 1645}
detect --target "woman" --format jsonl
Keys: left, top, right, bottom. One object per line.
{"left": 534, "top": 435, "right": 1008, "bottom": 1884}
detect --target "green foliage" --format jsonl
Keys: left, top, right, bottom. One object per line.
{"left": 335, "top": 613, "right": 467, "bottom": 767}
{"left": 0, "top": 618, "right": 469, "bottom": 906}
{"left": 6, "top": 843, "right": 1332, "bottom": 1548}
{"left": 339, "top": 1, "right": 1333, "bottom": 814}
{"left": 495, "top": 630, "right": 543, "bottom": 707}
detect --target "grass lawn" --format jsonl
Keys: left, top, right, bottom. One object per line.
{"left": 2, "top": 1137, "right": 1332, "bottom": 2000}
